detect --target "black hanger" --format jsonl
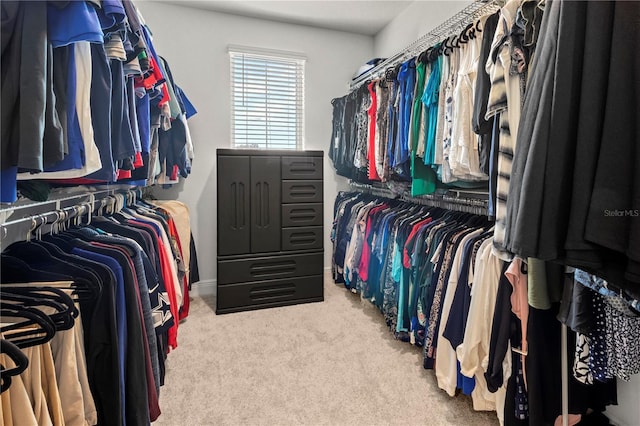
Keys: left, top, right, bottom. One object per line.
{"left": 451, "top": 34, "right": 460, "bottom": 49}
{"left": 385, "top": 66, "right": 397, "bottom": 81}
{"left": 444, "top": 35, "right": 458, "bottom": 56}
{"left": 0, "top": 283, "right": 80, "bottom": 319}
{"left": 437, "top": 38, "right": 447, "bottom": 56}
{"left": 434, "top": 43, "right": 444, "bottom": 61}
{"left": 0, "top": 305, "right": 56, "bottom": 349}
{"left": 417, "top": 48, "right": 428, "bottom": 64}
{"left": 459, "top": 23, "right": 474, "bottom": 44}
{"left": 2, "top": 286, "right": 78, "bottom": 331}
{"left": 468, "top": 25, "right": 476, "bottom": 40}
{"left": 29, "top": 240, "right": 100, "bottom": 303}
{"left": 0, "top": 339, "right": 29, "bottom": 393}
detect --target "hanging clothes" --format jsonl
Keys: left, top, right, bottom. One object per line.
{"left": 0, "top": 196, "right": 197, "bottom": 425}
{"left": 503, "top": 0, "right": 640, "bottom": 300}
{"left": 0, "top": 0, "right": 197, "bottom": 203}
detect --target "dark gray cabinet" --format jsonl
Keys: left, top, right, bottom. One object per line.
{"left": 216, "top": 149, "right": 324, "bottom": 314}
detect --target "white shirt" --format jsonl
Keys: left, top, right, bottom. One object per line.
{"left": 457, "top": 239, "right": 510, "bottom": 424}
{"left": 435, "top": 228, "right": 484, "bottom": 396}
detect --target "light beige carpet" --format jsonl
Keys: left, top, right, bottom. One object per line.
{"left": 154, "top": 274, "right": 500, "bottom": 426}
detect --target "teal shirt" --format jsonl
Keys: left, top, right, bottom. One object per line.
{"left": 411, "top": 59, "right": 437, "bottom": 196}
{"left": 422, "top": 54, "right": 442, "bottom": 166}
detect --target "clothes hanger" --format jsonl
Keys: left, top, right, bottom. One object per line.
{"left": 436, "top": 38, "right": 446, "bottom": 56}
{"left": 418, "top": 48, "right": 431, "bottom": 64}
{"left": 385, "top": 66, "right": 397, "bottom": 81}
{"left": 452, "top": 34, "right": 461, "bottom": 49}
{"left": 429, "top": 44, "right": 441, "bottom": 62}
{"left": 2, "top": 277, "right": 83, "bottom": 313}
{"left": 0, "top": 339, "right": 29, "bottom": 393}
{"left": 459, "top": 23, "right": 474, "bottom": 44}
{"left": 0, "top": 291, "right": 75, "bottom": 332}
{"left": 468, "top": 23, "right": 477, "bottom": 40}
{"left": 3, "top": 278, "right": 97, "bottom": 306}
{"left": 444, "top": 35, "right": 458, "bottom": 56}
{"left": 3, "top": 239, "right": 100, "bottom": 303}
{"left": 475, "top": 16, "right": 483, "bottom": 33}
{"left": 0, "top": 305, "right": 56, "bottom": 349}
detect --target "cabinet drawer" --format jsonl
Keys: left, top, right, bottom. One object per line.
{"left": 216, "top": 275, "right": 324, "bottom": 313}
{"left": 217, "top": 252, "right": 323, "bottom": 285}
{"left": 282, "top": 203, "right": 323, "bottom": 227}
{"left": 281, "top": 157, "right": 323, "bottom": 180}
{"left": 282, "top": 180, "right": 323, "bottom": 203}
{"left": 282, "top": 227, "right": 323, "bottom": 251}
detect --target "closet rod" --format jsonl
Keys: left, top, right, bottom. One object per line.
{"left": 0, "top": 189, "right": 116, "bottom": 223}
{"left": 348, "top": 181, "right": 489, "bottom": 216}
{"left": 350, "top": 0, "right": 503, "bottom": 90}
{"left": 348, "top": 181, "right": 402, "bottom": 199}
{"left": 0, "top": 188, "right": 139, "bottom": 249}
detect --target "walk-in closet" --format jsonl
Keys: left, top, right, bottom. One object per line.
{"left": 1, "top": 0, "right": 638, "bottom": 425}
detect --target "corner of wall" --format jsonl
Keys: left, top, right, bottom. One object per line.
{"left": 190, "top": 279, "right": 217, "bottom": 297}
{"left": 373, "top": 1, "right": 473, "bottom": 58}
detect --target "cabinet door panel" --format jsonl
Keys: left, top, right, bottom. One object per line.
{"left": 217, "top": 155, "right": 250, "bottom": 255}
{"left": 251, "top": 156, "right": 281, "bottom": 253}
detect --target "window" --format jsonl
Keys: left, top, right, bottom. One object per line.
{"left": 229, "top": 46, "right": 305, "bottom": 150}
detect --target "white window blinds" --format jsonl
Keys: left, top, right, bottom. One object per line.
{"left": 229, "top": 47, "right": 305, "bottom": 150}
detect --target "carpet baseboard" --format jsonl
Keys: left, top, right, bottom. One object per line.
{"left": 190, "top": 279, "right": 216, "bottom": 297}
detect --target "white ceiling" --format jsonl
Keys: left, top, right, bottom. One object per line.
{"left": 159, "top": 0, "right": 413, "bottom": 36}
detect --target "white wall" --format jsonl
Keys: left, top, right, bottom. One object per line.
{"left": 135, "top": 1, "right": 371, "bottom": 289}
{"left": 374, "top": 0, "right": 472, "bottom": 57}
{"left": 607, "top": 376, "right": 640, "bottom": 426}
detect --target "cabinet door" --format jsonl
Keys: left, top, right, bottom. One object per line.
{"left": 217, "top": 155, "right": 250, "bottom": 255}
{"left": 250, "top": 156, "right": 281, "bottom": 253}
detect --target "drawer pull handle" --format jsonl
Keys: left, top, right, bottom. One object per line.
{"left": 250, "top": 261, "right": 296, "bottom": 277}
{"left": 289, "top": 208, "right": 317, "bottom": 222}
{"left": 289, "top": 185, "right": 317, "bottom": 198}
{"left": 249, "top": 283, "right": 296, "bottom": 301}
{"left": 289, "top": 232, "right": 317, "bottom": 245}
{"left": 289, "top": 161, "right": 316, "bottom": 174}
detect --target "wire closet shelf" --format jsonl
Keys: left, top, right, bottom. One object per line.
{"left": 348, "top": 181, "right": 489, "bottom": 216}
{"left": 350, "top": 0, "right": 504, "bottom": 90}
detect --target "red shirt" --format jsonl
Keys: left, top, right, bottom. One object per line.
{"left": 402, "top": 218, "right": 432, "bottom": 268}
{"left": 357, "top": 204, "right": 388, "bottom": 281}
{"left": 367, "top": 81, "right": 381, "bottom": 181}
